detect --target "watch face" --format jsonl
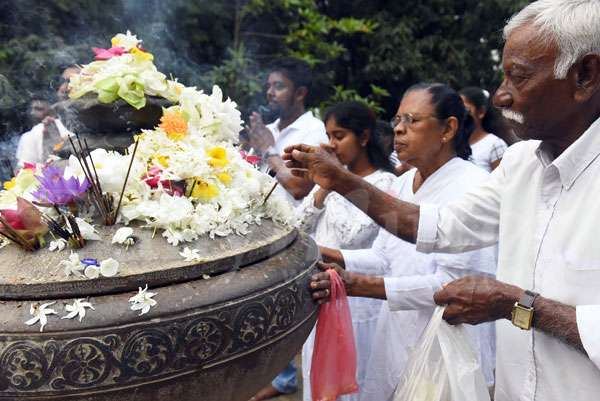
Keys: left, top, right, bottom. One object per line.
{"left": 513, "top": 306, "right": 533, "bottom": 330}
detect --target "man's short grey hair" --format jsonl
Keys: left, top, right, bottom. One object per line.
{"left": 504, "top": 0, "right": 600, "bottom": 79}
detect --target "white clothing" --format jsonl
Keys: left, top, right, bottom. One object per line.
{"left": 16, "top": 119, "right": 73, "bottom": 166}
{"left": 470, "top": 133, "right": 507, "bottom": 172}
{"left": 417, "top": 116, "right": 600, "bottom": 401}
{"left": 342, "top": 159, "right": 497, "bottom": 401}
{"left": 298, "top": 169, "right": 396, "bottom": 401}
{"left": 266, "top": 111, "right": 327, "bottom": 207}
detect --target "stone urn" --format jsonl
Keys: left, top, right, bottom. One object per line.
{"left": 54, "top": 95, "right": 171, "bottom": 153}
{"left": 0, "top": 221, "right": 319, "bottom": 401}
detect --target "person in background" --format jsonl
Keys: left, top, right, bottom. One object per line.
{"left": 27, "top": 93, "right": 52, "bottom": 126}
{"left": 296, "top": 102, "right": 396, "bottom": 401}
{"left": 15, "top": 66, "right": 79, "bottom": 167}
{"left": 318, "top": 84, "right": 496, "bottom": 401}
{"left": 246, "top": 57, "right": 327, "bottom": 206}
{"left": 459, "top": 86, "right": 508, "bottom": 171}
{"left": 247, "top": 58, "right": 327, "bottom": 401}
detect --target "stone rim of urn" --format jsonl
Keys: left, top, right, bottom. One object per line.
{"left": 0, "top": 221, "right": 319, "bottom": 401}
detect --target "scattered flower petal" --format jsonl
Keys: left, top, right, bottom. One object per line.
{"left": 84, "top": 265, "right": 100, "bottom": 279}
{"left": 179, "top": 247, "right": 201, "bottom": 262}
{"left": 25, "top": 302, "right": 57, "bottom": 332}
{"left": 100, "top": 258, "right": 119, "bottom": 277}
{"left": 112, "top": 227, "right": 134, "bottom": 245}
{"left": 129, "top": 284, "right": 157, "bottom": 315}
{"left": 61, "top": 252, "right": 85, "bottom": 277}
{"left": 62, "top": 299, "right": 94, "bottom": 322}
{"left": 49, "top": 238, "right": 67, "bottom": 252}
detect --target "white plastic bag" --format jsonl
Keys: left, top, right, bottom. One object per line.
{"left": 393, "top": 307, "right": 491, "bottom": 401}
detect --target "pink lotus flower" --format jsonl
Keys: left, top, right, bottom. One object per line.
{"left": 92, "top": 46, "right": 126, "bottom": 60}
{"left": 0, "top": 197, "right": 48, "bottom": 244}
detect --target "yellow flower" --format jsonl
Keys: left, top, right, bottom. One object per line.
{"left": 160, "top": 111, "right": 188, "bottom": 141}
{"left": 111, "top": 37, "right": 121, "bottom": 47}
{"left": 217, "top": 172, "right": 232, "bottom": 185}
{"left": 131, "top": 47, "right": 154, "bottom": 61}
{"left": 3, "top": 177, "right": 16, "bottom": 190}
{"left": 154, "top": 155, "right": 169, "bottom": 167}
{"left": 189, "top": 179, "right": 219, "bottom": 201}
{"left": 207, "top": 147, "right": 229, "bottom": 168}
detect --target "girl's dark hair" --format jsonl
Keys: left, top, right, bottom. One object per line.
{"left": 405, "top": 83, "right": 473, "bottom": 160}
{"left": 323, "top": 101, "right": 395, "bottom": 173}
{"left": 459, "top": 86, "right": 509, "bottom": 140}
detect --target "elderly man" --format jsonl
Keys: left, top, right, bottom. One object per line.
{"left": 284, "top": 1, "right": 600, "bottom": 400}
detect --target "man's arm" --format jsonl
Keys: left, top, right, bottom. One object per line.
{"left": 434, "top": 276, "right": 587, "bottom": 355}
{"left": 268, "top": 155, "right": 314, "bottom": 200}
{"left": 284, "top": 144, "right": 420, "bottom": 243}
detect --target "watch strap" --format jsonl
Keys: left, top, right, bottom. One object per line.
{"left": 519, "top": 289, "right": 539, "bottom": 309}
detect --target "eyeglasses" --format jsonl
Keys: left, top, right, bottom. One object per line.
{"left": 390, "top": 113, "right": 438, "bottom": 128}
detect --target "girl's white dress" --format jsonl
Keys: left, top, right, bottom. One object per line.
{"left": 296, "top": 169, "right": 396, "bottom": 401}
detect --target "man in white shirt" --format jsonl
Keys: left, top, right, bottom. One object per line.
{"left": 246, "top": 57, "right": 327, "bottom": 206}
{"left": 15, "top": 66, "right": 79, "bottom": 167}
{"left": 284, "top": 1, "right": 600, "bottom": 400}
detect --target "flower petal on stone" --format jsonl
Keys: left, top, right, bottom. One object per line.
{"left": 99, "top": 258, "right": 119, "bottom": 277}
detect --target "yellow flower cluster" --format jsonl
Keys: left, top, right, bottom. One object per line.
{"left": 189, "top": 178, "right": 219, "bottom": 201}
{"left": 207, "top": 147, "right": 229, "bottom": 168}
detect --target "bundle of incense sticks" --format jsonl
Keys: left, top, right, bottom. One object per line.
{"left": 68, "top": 133, "right": 139, "bottom": 225}
{"left": 42, "top": 212, "right": 85, "bottom": 248}
{"left": 0, "top": 216, "right": 36, "bottom": 251}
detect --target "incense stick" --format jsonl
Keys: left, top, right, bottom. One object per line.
{"left": 262, "top": 181, "right": 278, "bottom": 205}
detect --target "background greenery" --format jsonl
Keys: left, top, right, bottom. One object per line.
{"left": 0, "top": 0, "right": 529, "bottom": 139}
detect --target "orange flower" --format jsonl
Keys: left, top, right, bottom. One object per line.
{"left": 159, "top": 111, "right": 188, "bottom": 141}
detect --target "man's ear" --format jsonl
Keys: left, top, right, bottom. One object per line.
{"left": 295, "top": 86, "right": 308, "bottom": 104}
{"left": 573, "top": 54, "right": 600, "bottom": 103}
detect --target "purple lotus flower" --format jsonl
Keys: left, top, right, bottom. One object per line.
{"left": 33, "top": 166, "right": 90, "bottom": 205}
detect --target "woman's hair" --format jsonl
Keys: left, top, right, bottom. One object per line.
{"left": 459, "top": 86, "right": 505, "bottom": 137}
{"left": 405, "top": 83, "right": 473, "bottom": 160}
{"left": 323, "top": 101, "right": 395, "bottom": 173}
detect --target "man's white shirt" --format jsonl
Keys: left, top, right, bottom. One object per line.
{"left": 417, "top": 116, "right": 600, "bottom": 401}
{"left": 266, "top": 111, "right": 327, "bottom": 206}
{"left": 16, "top": 119, "right": 73, "bottom": 167}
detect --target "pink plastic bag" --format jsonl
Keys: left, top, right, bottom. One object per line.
{"left": 310, "top": 269, "right": 359, "bottom": 401}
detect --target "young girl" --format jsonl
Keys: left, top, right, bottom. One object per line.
{"left": 296, "top": 101, "right": 396, "bottom": 401}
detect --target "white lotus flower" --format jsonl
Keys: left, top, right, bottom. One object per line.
{"left": 25, "top": 302, "right": 57, "bottom": 332}
{"left": 179, "top": 247, "right": 201, "bottom": 262}
{"left": 62, "top": 299, "right": 95, "bottom": 322}
{"left": 61, "top": 253, "right": 85, "bottom": 277}
{"left": 129, "top": 284, "right": 157, "bottom": 316}
{"left": 75, "top": 218, "right": 101, "bottom": 241}
{"left": 100, "top": 258, "right": 119, "bottom": 277}
{"left": 112, "top": 227, "right": 135, "bottom": 248}
{"left": 49, "top": 238, "right": 67, "bottom": 252}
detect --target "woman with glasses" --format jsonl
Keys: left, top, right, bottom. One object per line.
{"left": 296, "top": 101, "right": 396, "bottom": 401}
{"left": 318, "top": 83, "right": 497, "bottom": 401}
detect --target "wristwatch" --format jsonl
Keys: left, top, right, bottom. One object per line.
{"left": 511, "top": 289, "right": 539, "bottom": 330}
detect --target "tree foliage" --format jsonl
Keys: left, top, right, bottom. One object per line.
{"left": 0, "top": 0, "right": 529, "bottom": 138}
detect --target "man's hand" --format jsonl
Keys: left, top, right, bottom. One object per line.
{"left": 282, "top": 144, "right": 345, "bottom": 190}
{"left": 246, "top": 112, "right": 274, "bottom": 154}
{"left": 309, "top": 261, "right": 356, "bottom": 304}
{"left": 433, "top": 276, "right": 523, "bottom": 325}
